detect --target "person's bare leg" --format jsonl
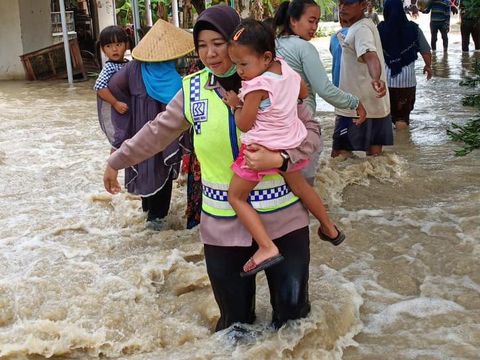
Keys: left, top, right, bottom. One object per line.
{"left": 228, "top": 175, "right": 280, "bottom": 268}
{"left": 367, "top": 145, "right": 383, "bottom": 156}
{"left": 395, "top": 121, "right": 409, "bottom": 130}
{"left": 283, "top": 171, "right": 339, "bottom": 239}
{"left": 331, "top": 149, "right": 353, "bottom": 158}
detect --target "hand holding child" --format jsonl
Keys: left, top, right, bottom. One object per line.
{"left": 244, "top": 144, "right": 283, "bottom": 171}
{"left": 113, "top": 101, "right": 129, "bottom": 114}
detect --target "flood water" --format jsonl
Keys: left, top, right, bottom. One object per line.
{"left": 1, "top": 18, "right": 479, "bottom": 360}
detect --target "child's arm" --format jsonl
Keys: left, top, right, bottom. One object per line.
{"left": 361, "top": 51, "right": 387, "bottom": 98}
{"left": 94, "top": 64, "right": 129, "bottom": 114}
{"left": 298, "top": 79, "right": 309, "bottom": 100}
{"left": 97, "top": 88, "right": 129, "bottom": 114}
{"left": 223, "top": 90, "right": 266, "bottom": 133}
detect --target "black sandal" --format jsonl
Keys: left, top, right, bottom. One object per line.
{"left": 318, "top": 225, "right": 345, "bottom": 246}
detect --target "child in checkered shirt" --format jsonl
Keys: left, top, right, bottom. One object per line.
{"left": 94, "top": 26, "right": 130, "bottom": 114}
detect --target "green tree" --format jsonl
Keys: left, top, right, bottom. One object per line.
{"left": 447, "top": 60, "right": 480, "bottom": 156}
{"left": 115, "top": 0, "right": 204, "bottom": 27}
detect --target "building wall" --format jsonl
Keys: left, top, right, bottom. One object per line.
{"left": 18, "top": 0, "right": 52, "bottom": 53}
{"left": 0, "top": 0, "right": 116, "bottom": 80}
{"left": 0, "top": 1, "right": 23, "bottom": 79}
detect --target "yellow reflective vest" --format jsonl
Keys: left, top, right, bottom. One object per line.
{"left": 183, "top": 69, "right": 299, "bottom": 218}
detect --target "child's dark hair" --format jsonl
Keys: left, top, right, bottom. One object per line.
{"left": 230, "top": 18, "right": 276, "bottom": 58}
{"left": 273, "top": 0, "right": 319, "bottom": 36}
{"left": 99, "top": 25, "right": 130, "bottom": 47}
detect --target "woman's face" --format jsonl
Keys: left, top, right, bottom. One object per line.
{"left": 197, "top": 29, "right": 233, "bottom": 75}
{"left": 289, "top": 5, "right": 321, "bottom": 41}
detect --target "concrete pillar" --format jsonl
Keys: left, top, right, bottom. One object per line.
{"left": 96, "top": 0, "right": 116, "bottom": 35}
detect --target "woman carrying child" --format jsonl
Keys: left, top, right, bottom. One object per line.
{"left": 100, "top": 20, "right": 194, "bottom": 229}
{"left": 104, "top": 5, "right": 318, "bottom": 331}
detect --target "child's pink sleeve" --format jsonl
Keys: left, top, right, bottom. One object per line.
{"left": 238, "top": 77, "right": 271, "bottom": 102}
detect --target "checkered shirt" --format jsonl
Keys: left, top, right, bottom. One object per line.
{"left": 94, "top": 61, "right": 128, "bottom": 91}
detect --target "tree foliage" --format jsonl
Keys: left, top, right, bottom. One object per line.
{"left": 447, "top": 60, "right": 480, "bottom": 156}
{"left": 115, "top": 0, "right": 336, "bottom": 27}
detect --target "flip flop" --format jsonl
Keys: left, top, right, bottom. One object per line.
{"left": 318, "top": 224, "right": 345, "bottom": 246}
{"left": 240, "top": 254, "right": 284, "bottom": 277}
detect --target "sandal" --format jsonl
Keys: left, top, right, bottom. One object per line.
{"left": 240, "top": 254, "right": 284, "bottom": 277}
{"left": 318, "top": 224, "right": 345, "bottom": 246}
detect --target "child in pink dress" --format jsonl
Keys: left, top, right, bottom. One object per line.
{"left": 224, "top": 19, "right": 345, "bottom": 277}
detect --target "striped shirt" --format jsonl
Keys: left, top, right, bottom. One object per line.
{"left": 94, "top": 60, "right": 128, "bottom": 91}
{"left": 386, "top": 27, "right": 431, "bottom": 88}
{"left": 426, "top": 0, "right": 451, "bottom": 23}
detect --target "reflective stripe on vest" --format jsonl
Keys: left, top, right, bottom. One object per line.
{"left": 183, "top": 70, "right": 299, "bottom": 218}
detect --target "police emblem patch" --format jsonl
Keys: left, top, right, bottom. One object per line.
{"left": 191, "top": 100, "right": 208, "bottom": 123}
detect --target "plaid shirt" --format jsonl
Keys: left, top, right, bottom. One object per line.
{"left": 94, "top": 60, "right": 128, "bottom": 91}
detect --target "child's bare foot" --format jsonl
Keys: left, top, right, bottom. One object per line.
{"left": 241, "top": 246, "right": 283, "bottom": 277}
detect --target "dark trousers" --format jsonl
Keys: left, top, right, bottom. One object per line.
{"left": 389, "top": 87, "right": 417, "bottom": 125}
{"left": 141, "top": 176, "right": 173, "bottom": 221}
{"left": 204, "top": 226, "right": 311, "bottom": 331}
{"left": 461, "top": 18, "right": 480, "bottom": 52}
{"left": 430, "top": 21, "right": 449, "bottom": 50}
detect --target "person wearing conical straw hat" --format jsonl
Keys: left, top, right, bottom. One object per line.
{"left": 100, "top": 19, "right": 194, "bottom": 230}
{"left": 104, "top": 5, "right": 321, "bottom": 331}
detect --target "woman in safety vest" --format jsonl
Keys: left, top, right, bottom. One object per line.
{"left": 103, "top": 5, "right": 321, "bottom": 332}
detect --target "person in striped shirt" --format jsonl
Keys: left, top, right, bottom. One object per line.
{"left": 421, "top": 0, "right": 458, "bottom": 51}
{"left": 379, "top": 0, "right": 432, "bottom": 130}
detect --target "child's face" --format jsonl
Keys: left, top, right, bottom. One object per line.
{"left": 339, "top": 0, "right": 367, "bottom": 27}
{"left": 290, "top": 4, "right": 320, "bottom": 41}
{"left": 228, "top": 44, "right": 272, "bottom": 81}
{"left": 102, "top": 42, "right": 127, "bottom": 61}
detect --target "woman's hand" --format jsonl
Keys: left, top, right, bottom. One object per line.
{"left": 423, "top": 65, "right": 433, "bottom": 80}
{"left": 353, "top": 101, "right": 367, "bottom": 126}
{"left": 244, "top": 144, "right": 283, "bottom": 171}
{"left": 103, "top": 164, "right": 121, "bottom": 194}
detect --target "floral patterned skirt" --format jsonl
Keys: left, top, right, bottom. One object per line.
{"left": 182, "top": 152, "right": 202, "bottom": 229}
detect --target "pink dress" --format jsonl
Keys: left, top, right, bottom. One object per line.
{"left": 232, "top": 59, "right": 308, "bottom": 182}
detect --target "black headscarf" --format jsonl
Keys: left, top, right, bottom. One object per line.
{"left": 193, "top": 5, "right": 242, "bottom": 92}
{"left": 378, "top": 0, "right": 419, "bottom": 76}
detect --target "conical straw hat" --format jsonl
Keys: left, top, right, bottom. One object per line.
{"left": 132, "top": 19, "right": 195, "bottom": 62}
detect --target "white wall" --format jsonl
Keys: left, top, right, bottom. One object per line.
{"left": 18, "top": 0, "right": 52, "bottom": 53}
{"left": 96, "top": 0, "right": 116, "bottom": 34}
{"left": 0, "top": 0, "right": 116, "bottom": 80}
{"left": 0, "top": 0, "right": 51, "bottom": 80}
{"left": 0, "top": 1, "right": 23, "bottom": 79}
